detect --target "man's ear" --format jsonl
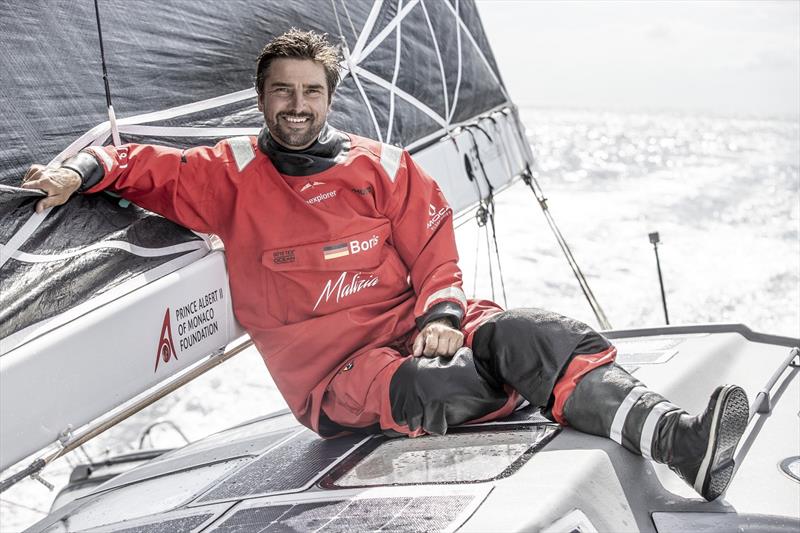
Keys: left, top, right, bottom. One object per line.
{"left": 257, "top": 95, "right": 264, "bottom": 113}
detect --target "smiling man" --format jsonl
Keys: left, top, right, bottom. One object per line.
{"left": 22, "top": 29, "right": 748, "bottom": 502}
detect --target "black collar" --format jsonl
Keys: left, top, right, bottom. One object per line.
{"left": 257, "top": 124, "right": 350, "bottom": 176}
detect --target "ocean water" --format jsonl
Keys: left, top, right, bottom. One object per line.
{"left": 2, "top": 108, "right": 798, "bottom": 531}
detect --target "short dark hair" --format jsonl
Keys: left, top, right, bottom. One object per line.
{"left": 255, "top": 29, "right": 341, "bottom": 102}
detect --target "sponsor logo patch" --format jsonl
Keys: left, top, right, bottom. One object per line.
{"left": 306, "top": 190, "right": 337, "bottom": 205}
{"left": 273, "top": 249, "right": 295, "bottom": 264}
{"left": 154, "top": 308, "right": 178, "bottom": 372}
{"left": 323, "top": 234, "right": 380, "bottom": 260}
{"left": 323, "top": 242, "right": 350, "bottom": 260}
{"left": 351, "top": 185, "right": 374, "bottom": 196}
{"left": 427, "top": 203, "right": 451, "bottom": 231}
{"left": 314, "top": 271, "right": 379, "bottom": 310}
{"left": 301, "top": 180, "right": 326, "bottom": 192}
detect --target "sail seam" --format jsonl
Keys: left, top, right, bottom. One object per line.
{"left": 117, "top": 126, "right": 261, "bottom": 138}
{"left": 442, "top": 0, "right": 509, "bottom": 103}
{"left": 420, "top": 0, "right": 450, "bottom": 124}
{"left": 344, "top": 47, "right": 384, "bottom": 143}
{"left": 355, "top": 0, "right": 420, "bottom": 64}
{"left": 385, "top": 0, "right": 404, "bottom": 144}
{"left": 448, "top": 0, "right": 463, "bottom": 123}
{"left": 353, "top": 66, "right": 447, "bottom": 128}
{"left": 7, "top": 240, "right": 207, "bottom": 264}
{"left": 351, "top": 0, "right": 385, "bottom": 61}
{"left": 0, "top": 210, "right": 49, "bottom": 269}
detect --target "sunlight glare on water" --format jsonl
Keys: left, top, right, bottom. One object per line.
{"left": 457, "top": 108, "right": 799, "bottom": 338}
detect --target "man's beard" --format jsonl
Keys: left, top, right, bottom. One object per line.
{"left": 268, "top": 112, "right": 324, "bottom": 150}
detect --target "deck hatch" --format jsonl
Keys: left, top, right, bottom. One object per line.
{"left": 196, "top": 430, "right": 364, "bottom": 503}
{"left": 209, "top": 496, "right": 474, "bottom": 532}
{"left": 614, "top": 337, "right": 691, "bottom": 365}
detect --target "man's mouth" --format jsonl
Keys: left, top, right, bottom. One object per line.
{"left": 281, "top": 114, "right": 311, "bottom": 124}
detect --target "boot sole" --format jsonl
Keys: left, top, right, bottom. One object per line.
{"left": 693, "top": 385, "right": 749, "bottom": 500}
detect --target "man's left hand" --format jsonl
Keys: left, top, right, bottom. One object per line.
{"left": 412, "top": 318, "right": 464, "bottom": 358}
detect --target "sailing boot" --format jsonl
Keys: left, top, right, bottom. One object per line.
{"left": 561, "top": 363, "right": 749, "bottom": 501}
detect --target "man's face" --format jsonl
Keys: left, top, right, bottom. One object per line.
{"left": 259, "top": 58, "right": 331, "bottom": 150}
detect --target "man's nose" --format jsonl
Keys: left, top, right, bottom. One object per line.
{"left": 290, "top": 91, "right": 306, "bottom": 110}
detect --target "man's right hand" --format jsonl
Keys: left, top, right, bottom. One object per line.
{"left": 21, "top": 164, "right": 82, "bottom": 213}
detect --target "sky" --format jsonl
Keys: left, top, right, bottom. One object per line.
{"left": 476, "top": 0, "right": 800, "bottom": 118}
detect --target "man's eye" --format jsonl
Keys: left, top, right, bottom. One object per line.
{"left": 274, "top": 87, "right": 290, "bottom": 94}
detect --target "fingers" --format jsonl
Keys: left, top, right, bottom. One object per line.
{"left": 413, "top": 324, "right": 465, "bottom": 358}
{"left": 35, "top": 192, "right": 69, "bottom": 214}
{"left": 413, "top": 332, "right": 425, "bottom": 357}
{"left": 20, "top": 167, "right": 82, "bottom": 212}
{"left": 22, "top": 164, "right": 45, "bottom": 184}
{"left": 446, "top": 332, "right": 464, "bottom": 355}
{"left": 422, "top": 333, "right": 441, "bottom": 357}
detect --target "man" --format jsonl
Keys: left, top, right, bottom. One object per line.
{"left": 22, "top": 29, "right": 748, "bottom": 501}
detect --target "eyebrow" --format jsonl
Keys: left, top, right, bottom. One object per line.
{"left": 268, "top": 81, "right": 325, "bottom": 90}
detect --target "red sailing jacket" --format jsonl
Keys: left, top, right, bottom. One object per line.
{"left": 83, "top": 133, "right": 499, "bottom": 432}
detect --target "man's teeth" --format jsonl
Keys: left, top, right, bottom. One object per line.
{"left": 285, "top": 116, "right": 308, "bottom": 123}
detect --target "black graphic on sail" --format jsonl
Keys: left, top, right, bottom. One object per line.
{"left": 0, "top": 0, "right": 513, "bottom": 349}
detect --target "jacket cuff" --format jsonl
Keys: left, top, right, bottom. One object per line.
{"left": 416, "top": 301, "right": 464, "bottom": 331}
{"left": 61, "top": 151, "right": 105, "bottom": 192}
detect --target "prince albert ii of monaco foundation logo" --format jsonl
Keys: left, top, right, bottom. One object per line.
{"left": 155, "top": 308, "right": 178, "bottom": 372}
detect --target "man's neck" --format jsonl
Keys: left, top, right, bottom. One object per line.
{"left": 258, "top": 123, "right": 350, "bottom": 176}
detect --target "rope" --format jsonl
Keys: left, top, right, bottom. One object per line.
{"left": 522, "top": 166, "right": 612, "bottom": 329}
{"left": 487, "top": 207, "right": 508, "bottom": 307}
{"left": 0, "top": 497, "right": 48, "bottom": 515}
{"left": 472, "top": 226, "right": 480, "bottom": 298}
{"left": 330, "top": 0, "right": 346, "bottom": 42}
{"left": 465, "top": 125, "right": 508, "bottom": 307}
{"left": 483, "top": 221, "right": 496, "bottom": 302}
{"left": 340, "top": 0, "right": 360, "bottom": 43}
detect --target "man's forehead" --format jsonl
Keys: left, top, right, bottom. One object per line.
{"left": 265, "top": 58, "right": 327, "bottom": 85}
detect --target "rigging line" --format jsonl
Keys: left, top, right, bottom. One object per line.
{"left": 487, "top": 209, "right": 508, "bottom": 307}
{"left": 525, "top": 169, "right": 611, "bottom": 329}
{"left": 419, "top": 0, "right": 450, "bottom": 123}
{"left": 448, "top": 0, "right": 463, "bottom": 123}
{"left": 547, "top": 207, "right": 607, "bottom": 326}
{"left": 0, "top": 498, "right": 48, "bottom": 515}
{"left": 465, "top": 125, "right": 507, "bottom": 307}
{"left": 342, "top": 47, "right": 384, "bottom": 143}
{"left": 93, "top": 0, "right": 121, "bottom": 147}
{"left": 472, "top": 223, "right": 480, "bottom": 298}
{"left": 355, "top": 0, "right": 420, "bottom": 63}
{"left": 78, "top": 445, "right": 94, "bottom": 464}
{"left": 488, "top": 113, "right": 522, "bottom": 179}
{"left": 385, "top": 0, "right": 404, "bottom": 144}
{"left": 340, "top": 0, "right": 360, "bottom": 44}
{"left": 483, "top": 222, "right": 496, "bottom": 302}
{"left": 502, "top": 106, "right": 609, "bottom": 326}
{"left": 330, "top": 0, "right": 346, "bottom": 41}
